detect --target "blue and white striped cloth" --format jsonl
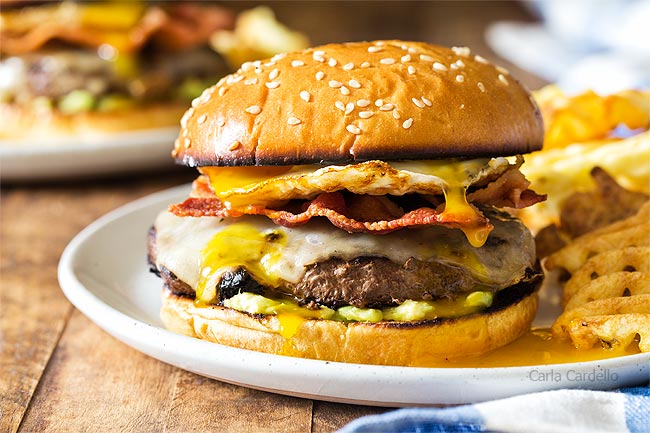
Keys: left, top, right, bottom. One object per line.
{"left": 338, "top": 386, "right": 650, "bottom": 433}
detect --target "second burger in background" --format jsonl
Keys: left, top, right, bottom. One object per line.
{"left": 148, "top": 41, "right": 547, "bottom": 366}
{"left": 0, "top": 2, "right": 308, "bottom": 141}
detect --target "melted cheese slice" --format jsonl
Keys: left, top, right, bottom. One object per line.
{"left": 154, "top": 209, "right": 536, "bottom": 299}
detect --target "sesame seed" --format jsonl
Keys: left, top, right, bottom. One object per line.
{"left": 300, "top": 91, "right": 311, "bottom": 102}
{"left": 368, "top": 46, "right": 383, "bottom": 53}
{"left": 346, "top": 124, "right": 361, "bottom": 135}
{"left": 335, "top": 101, "right": 345, "bottom": 111}
{"left": 313, "top": 50, "right": 325, "bottom": 57}
{"left": 401, "top": 54, "right": 411, "bottom": 62}
{"left": 456, "top": 75, "right": 465, "bottom": 82}
{"left": 329, "top": 80, "right": 342, "bottom": 88}
{"left": 264, "top": 61, "right": 275, "bottom": 67}
{"left": 181, "top": 107, "right": 194, "bottom": 128}
{"left": 228, "top": 141, "right": 241, "bottom": 151}
{"left": 272, "top": 52, "right": 287, "bottom": 61}
{"left": 265, "top": 81, "right": 280, "bottom": 89}
{"left": 184, "top": 137, "right": 192, "bottom": 148}
{"left": 328, "top": 58, "right": 337, "bottom": 67}
{"left": 343, "top": 62, "right": 354, "bottom": 71}
{"left": 217, "top": 120, "right": 225, "bottom": 127}
{"left": 412, "top": 97, "right": 425, "bottom": 108}
{"left": 269, "top": 69, "right": 279, "bottom": 80}
{"left": 348, "top": 79, "right": 361, "bottom": 89}
{"left": 359, "top": 111, "right": 374, "bottom": 119}
{"left": 218, "top": 87, "right": 227, "bottom": 96}
{"left": 474, "top": 55, "right": 488, "bottom": 64}
{"left": 291, "top": 60, "right": 305, "bottom": 67}
{"left": 375, "top": 41, "right": 386, "bottom": 46}
{"left": 315, "top": 71, "right": 325, "bottom": 80}
{"left": 357, "top": 99, "right": 371, "bottom": 107}
{"left": 421, "top": 97, "right": 432, "bottom": 107}
{"left": 245, "top": 105, "right": 261, "bottom": 114}
{"left": 228, "top": 75, "right": 244, "bottom": 84}
{"left": 498, "top": 74, "right": 509, "bottom": 85}
{"left": 241, "top": 62, "right": 254, "bottom": 72}
{"left": 420, "top": 54, "right": 435, "bottom": 62}
{"left": 408, "top": 47, "right": 417, "bottom": 54}
{"left": 375, "top": 99, "right": 383, "bottom": 107}
{"left": 252, "top": 60, "right": 262, "bottom": 67}
{"left": 340, "top": 86, "right": 350, "bottom": 96}
{"left": 380, "top": 103, "right": 394, "bottom": 111}
{"left": 460, "top": 104, "right": 465, "bottom": 109}
{"left": 456, "top": 59, "right": 466, "bottom": 68}
{"left": 392, "top": 110, "right": 400, "bottom": 119}
{"left": 452, "top": 46, "right": 471, "bottom": 57}
{"left": 433, "top": 62, "right": 448, "bottom": 71}
{"left": 287, "top": 117, "right": 301, "bottom": 125}
{"left": 402, "top": 118, "right": 413, "bottom": 129}
{"left": 197, "top": 114, "right": 207, "bottom": 124}
{"left": 345, "top": 102, "right": 355, "bottom": 115}
{"left": 380, "top": 58, "right": 396, "bottom": 65}
{"left": 477, "top": 82, "right": 486, "bottom": 92}
{"left": 496, "top": 65, "right": 510, "bottom": 75}
{"left": 360, "top": 62, "right": 370, "bottom": 68}
{"left": 244, "top": 78, "right": 258, "bottom": 85}
{"left": 408, "top": 65, "right": 416, "bottom": 75}
{"left": 450, "top": 63, "right": 459, "bottom": 70}
{"left": 313, "top": 55, "right": 325, "bottom": 63}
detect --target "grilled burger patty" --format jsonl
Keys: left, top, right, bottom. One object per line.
{"left": 147, "top": 225, "right": 540, "bottom": 310}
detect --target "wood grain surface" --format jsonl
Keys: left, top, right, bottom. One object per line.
{"left": 0, "top": 2, "right": 543, "bottom": 432}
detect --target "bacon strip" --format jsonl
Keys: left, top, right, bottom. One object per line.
{"left": 170, "top": 192, "right": 492, "bottom": 235}
{"left": 1, "top": 4, "right": 234, "bottom": 55}
{"left": 170, "top": 166, "right": 545, "bottom": 235}
{"left": 468, "top": 167, "right": 546, "bottom": 209}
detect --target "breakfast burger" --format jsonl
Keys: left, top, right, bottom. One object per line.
{"left": 148, "top": 41, "right": 546, "bottom": 366}
{"left": 0, "top": 1, "right": 234, "bottom": 140}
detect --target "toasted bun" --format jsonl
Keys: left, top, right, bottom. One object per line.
{"left": 160, "top": 282, "right": 539, "bottom": 366}
{"left": 0, "top": 102, "right": 187, "bottom": 141}
{"left": 173, "top": 40, "right": 543, "bottom": 167}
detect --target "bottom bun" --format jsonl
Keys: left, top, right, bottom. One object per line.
{"left": 0, "top": 102, "right": 188, "bottom": 141}
{"left": 160, "top": 280, "right": 540, "bottom": 366}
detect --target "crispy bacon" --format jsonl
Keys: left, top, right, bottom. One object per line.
{"left": 1, "top": 3, "right": 234, "bottom": 55}
{"left": 169, "top": 166, "right": 544, "bottom": 235}
{"left": 170, "top": 192, "right": 492, "bottom": 235}
{"left": 468, "top": 167, "right": 546, "bottom": 209}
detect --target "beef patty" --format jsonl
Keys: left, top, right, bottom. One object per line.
{"left": 147, "top": 227, "right": 534, "bottom": 309}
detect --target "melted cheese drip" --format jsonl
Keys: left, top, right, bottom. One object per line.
{"left": 195, "top": 224, "right": 287, "bottom": 305}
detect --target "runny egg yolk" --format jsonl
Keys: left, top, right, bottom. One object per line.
{"left": 195, "top": 224, "right": 287, "bottom": 305}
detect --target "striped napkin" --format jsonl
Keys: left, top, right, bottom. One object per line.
{"left": 337, "top": 386, "right": 650, "bottom": 433}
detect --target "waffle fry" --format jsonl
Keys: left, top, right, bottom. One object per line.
{"left": 546, "top": 223, "right": 649, "bottom": 275}
{"left": 561, "top": 246, "right": 650, "bottom": 306}
{"left": 566, "top": 314, "right": 650, "bottom": 352}
{"left": 553, "top": 295, "right": 650, "bottom": 336}
{"left": 564, "top": 272, "right": 650, "bottom": 310}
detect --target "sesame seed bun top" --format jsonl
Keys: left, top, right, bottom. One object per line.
{"left": 173, "top": 40, "right": 544, "bottom": 167}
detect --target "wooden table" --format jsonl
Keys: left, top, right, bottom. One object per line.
{"left": 1, "top": 2, "right": 544, "bottom": 432}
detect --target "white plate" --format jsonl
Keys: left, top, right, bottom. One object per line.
{"left": 0, "top": 127, "right": 178, "bottom": 181}
{"left": 57, "top": 185, "right": 650, "bottom": 406}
